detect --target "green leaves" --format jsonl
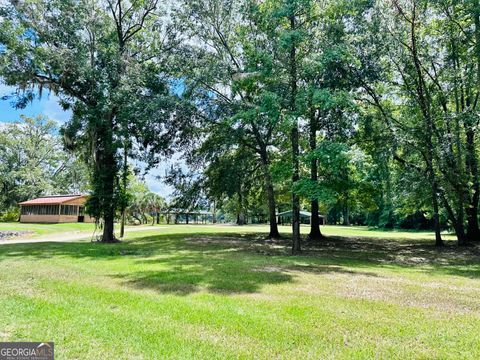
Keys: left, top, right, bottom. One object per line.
{"left": 0, "top": 116, "right": 90, "bottom": 211}
{"left": 1, "top": 0, "right": 183, "bottom": 229}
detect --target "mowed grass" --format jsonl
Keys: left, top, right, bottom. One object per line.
{"left": 0, "top": 222, "right": 95, "bottom": 237}
{"left": 0, "top": 224, "right": 478, "bottom": 359}
{"left": 0, "top": 221, "right": 457, "bottom": 240}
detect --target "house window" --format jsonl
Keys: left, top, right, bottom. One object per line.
{"left": 60, "top": 205, "right": 78, "bottom": 216}
{"left": 21, "top": 205, "right": 59, "bottom": 215}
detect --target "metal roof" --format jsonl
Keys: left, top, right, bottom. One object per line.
{"left": 19, "top": 195, "right": 86, "bottom": 206}
{"left": 166, "top": 209, "right": 213, "bottom": 215}
{"left": 277, "top": 210, "right": 325, "bottom": 218}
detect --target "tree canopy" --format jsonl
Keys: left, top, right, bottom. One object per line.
{"left": 2, "top": 0, "right": 480, "bottom": 249}
{"left": 0, "top": 116, "right": 89, "bottom": 220}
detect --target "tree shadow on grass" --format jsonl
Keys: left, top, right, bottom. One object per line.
{"left": 301, "top": 235, "right": 480, "bottom": 279}
{"left": 0, "top": 230, "right": 479, "bottom": 288}
{"left": 0, "top": 234, "right": 216, "bottom": 261}
{"left": 0, "top": 234, "right": 297, "bottom": 295}
{"left": 114, "top": 240, "right": 381, "bottom": 295}
{"left": 113, "top": 265, "right": 293, "bottom": 295}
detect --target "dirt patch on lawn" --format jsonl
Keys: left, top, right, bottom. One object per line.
{"left": 300, "top": 236, "right": 480, "bottom": 269}
{"left": 186, "top": 233, "right": 480, "bottom": 269}
{"left": 184, "top": 233, "right": 480, "bottom": 312}
{"left": 335, "top": 273, "right": 480, "bottom": 315}
{"left": 0, "top": 231, "right": 33, "bottom": 240}
{"left": 184, "top": 234, "right": 288, "bottom": 256}
{"left": 186, "top": 236, "right": 252, "bottom": 246}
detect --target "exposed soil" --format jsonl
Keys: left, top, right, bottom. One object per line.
{"left": 185, "top": 233, "right": 480, "bottom": 267}
{"left": 0, "top": 231, "right": 33, "bottom": 240}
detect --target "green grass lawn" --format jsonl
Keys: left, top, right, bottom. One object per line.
{"left": 0, "top": 221, "right": 457, "bottom": 240}
{"left": 0, "top": 222, "right": 96, "bottom": 237}
{"left": 0, "top": 224, "right": 478, "bottom": 359}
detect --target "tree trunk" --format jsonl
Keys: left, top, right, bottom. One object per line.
{"left": 342, "top": 205, "right": 350, "bottom": 226}
{"left": 455, "top": 222, "right": 468, "bottom": 246}
{"left": 469, "top": 0, "right": 480, "bottom": 242}
{"left": 120, "top": 143, "right": 128, "bottom": 238}
{"left": 405, "top": 4, "right": 443, "bottom": 247}
{"left": 441, "top": 189, "right": 466, "bottom": 246}
{"left": 308, "top": 97, "right": 323, "bottom": 241}
{"left": 101, "top": 160, "right": 116, "bottom": 243}
{"left": 120, "top": 211, "right": 126, "bottom": 238}
{"left": 98, "top": 114, "right": 117, "bottom": 243}
{"left": 237, "top": 191, "right": 245, "bottom": 225}
{"left": 102, "top": 211, "right": 116, "bottom": 243}
{"left": 432, "top": 183, "right": 444, "bottom": 247}
{"left": 291, "top": 124, "right": 301, "bottom": 254}
{"left": 443, "top": 192, "right": 468, "bottom": 246}
{"left": 212, "top": 201, "right": 217, "bottom": 224}
{"left": 455, "top": 190, "right": 467, "bottom": 245}
{"left": 309, "top": 200, "right": 323, "bottom": 241}
{"left": 259, "top": 150, "right": 280, "bottom": 239}
{"left": 237, "top": 212, "right": 245, "bottom": 225}
{"left": 265, "top": 169, "right": 280, "bottom": 238}
{"left": 132, "top": 214, "right": 141, "bottom": 224}
{"left": 289, "top": 12, "right": 301, "bottom": 254}
{"left": 466, "top": 190, "right": 480, "bottom": 241}
{"left": 465, "top": 129, "right": 480, "bottom": 241}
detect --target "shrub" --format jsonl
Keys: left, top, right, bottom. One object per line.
{"left": 0, "top": 207, "right": 20, "bottom": 222}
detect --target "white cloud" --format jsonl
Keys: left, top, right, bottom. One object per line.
{"left": 42, "top": 95, "right": 71, "bottom": 123}
{"left": 136, "top": 153, "right": 188, "bottom": 199}
{"left": 145, "top": 170, "right": 175, "bottom": 198}
{"left": 143, "top": 161, "right": 177, "bottom": 199}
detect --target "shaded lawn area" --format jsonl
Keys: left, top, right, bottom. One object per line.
{"left": 0, "top": 225, "right": 478, "bottom": 359}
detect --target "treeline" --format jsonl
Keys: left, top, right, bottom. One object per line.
{"left": 0, "top": 116, "right": 89, "bottom": 220}
{"left": 1, "top": 0, "right": 480, "bottom": 249}
{"left": 0, "top": 116, "right": 164, "bottom": 227}
{"left": 170, "top": 0, "right": 480, "bottom": 249}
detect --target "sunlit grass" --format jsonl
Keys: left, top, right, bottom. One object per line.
{"left": 119, "top": 223, "right": 458, "bottom": 242}
{"left": 0, "top": 224, "right": 475, "bottom": 359}
{"left": 0, "top": 222, "right": 95, "bottom": 236}
{"left": 0, "top": 221, "right": 457, "bottom": 242}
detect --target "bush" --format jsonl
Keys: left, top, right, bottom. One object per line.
{"left": 397, "top": 211, "right": 433, "bottom": 230}
{"left": 0, "top": 207, "right": 20, "bottom": 222}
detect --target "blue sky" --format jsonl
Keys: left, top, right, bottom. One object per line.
{"left": 0, "top": 83, "right": 175, "bottom": 198}
{"left": 0, "top": 83, "right": 71, "bottom": 123}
